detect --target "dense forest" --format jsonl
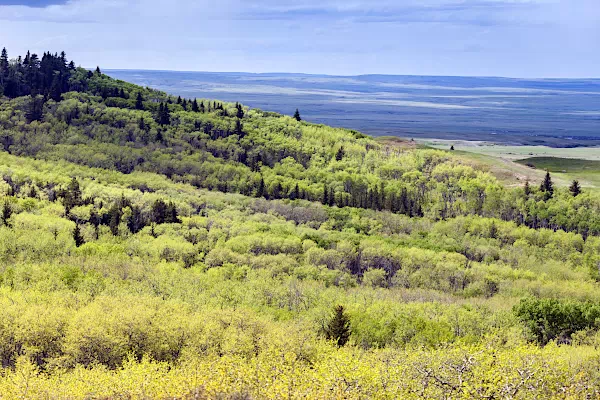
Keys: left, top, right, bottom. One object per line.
{"left": 1, "top": 48, "right": 600, "bottom": 398}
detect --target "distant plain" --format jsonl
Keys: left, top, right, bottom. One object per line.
{"left": 107, "top": 70, "right": 600, "bottom": 147}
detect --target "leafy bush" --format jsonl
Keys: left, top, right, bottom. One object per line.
{"left": 514, "top": 298, "right": 600, "bottom": 345}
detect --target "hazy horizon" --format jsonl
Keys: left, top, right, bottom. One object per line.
{"left": 105, "top": 68, "right": 600, "bottom": 81}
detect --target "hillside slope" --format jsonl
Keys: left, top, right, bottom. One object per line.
{"left": 0, "top": 48, "right": 600, "bottom": 398}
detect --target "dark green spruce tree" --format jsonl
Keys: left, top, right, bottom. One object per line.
{"left": 135, "top": 92, "right": 144, "bottom": 110}
{"left": 325, "top": 305, "right": 351, "bottom": 347}
{"left": 569, "top": 180, "right": 582, "bottom": 197}
{"left": 73, "top": 224, "right": 85, "bottom": 247}
{"left": 1, "top": 200, "right": 12, "bottom": 227}
{"left": 257, "top": 177, "right": 265, "bottom": 198}
{"left": 524, "top": 181, "right": 531, "bottom": 197}
{"left": 165, "top": 202, "right": 181, "bottom": 224}
{"left": 0, "top": 48, "right": 9, "bottom": 76}
{"left": 108, "top": 205, "right": 122, "bottom": 236}
{"left": 127, "top": 205, "right": 145, "bottom": 234}
{"left": 151, "top": 199, "right": 168, "bottom": 224}
{"left": 290, "top": 183, "right": 300, "bottom": 200}
{"left": 540, "top": 171, "right": 554, "bottom": 200}
{"left": 335, "top": 146, "right": 345, "bottom": 161}
{"left": 157, "top": 103, "right": 171, "bottom": 125}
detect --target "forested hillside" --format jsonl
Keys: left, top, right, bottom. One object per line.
{"left": 1, "top": 48, "right": 600, "bottom": 398}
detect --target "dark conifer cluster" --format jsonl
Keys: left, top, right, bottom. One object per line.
{"left": 0, "top": 48, "right": 75, "bottom": 99}
{"left": 36, "top": 177, "right": 183, "bottom": 241}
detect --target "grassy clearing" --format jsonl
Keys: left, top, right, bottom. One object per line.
{"left": 516, "top": 157, "right": 600, "bottom": 188}
{"left": 516, "top": 157, "right": 600, "bottom": 173}
{"left": 417, "top": 139, "right": 600, "bottom": 161}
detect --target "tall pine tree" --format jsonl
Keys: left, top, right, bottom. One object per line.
{"left": 569, "top": 180, "right": 581, "bottom": 197}
{"left": 540, "top": 171, "right": 554, "bottom": 199}
{"left": 0, "top": 48, "right": 9, "bottom": 79}
{"left": 325, "top": 305, "right": 351, "bottom": 347}
{"left": 135, "top": 92, "right": 144, "bottom": 110}
{"left": 73, "top": 224, "right": 85, "bottom": 247}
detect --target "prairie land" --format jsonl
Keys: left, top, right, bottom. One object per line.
{"left": 107, "top": 70, "right": 600, "bottom": 147}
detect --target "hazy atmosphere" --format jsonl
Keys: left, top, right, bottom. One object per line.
{"left": 1, "top": 0, "right": 599, "bottom": 77}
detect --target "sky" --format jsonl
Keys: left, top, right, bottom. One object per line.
{"left": 0, "top": 0, "right": 598, "bottom": 78}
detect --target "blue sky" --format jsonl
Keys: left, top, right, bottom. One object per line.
{"left": 0, "top": 0, "right": 598, "bottom": 78}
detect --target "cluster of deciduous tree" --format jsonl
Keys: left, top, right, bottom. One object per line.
{"left": 2, "top": 49, "right": 599, "bottom": 239}
{"left": 1, "top": 48, "right": 600, "bottom": 398}
{"left": 0, "top": 151, "right": 597, "bottom": 397}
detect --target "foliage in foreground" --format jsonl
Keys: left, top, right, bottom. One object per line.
{"left": 3, "top": 343, "right": 600, "bottom": 399}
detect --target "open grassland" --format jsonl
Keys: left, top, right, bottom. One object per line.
{"left": 516, "top": 156, "right": 600, "bottom": 173}
{"left": 516, "top": 157, "right": 600, "bottom": 189}
{"left": 418, "top": 139, "right": 600, "bottom": 161}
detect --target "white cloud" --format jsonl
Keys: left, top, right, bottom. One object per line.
{"left": 0, "top": 0, "right": 598, "bottom": 77}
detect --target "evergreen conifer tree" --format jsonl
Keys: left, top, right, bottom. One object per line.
{"left": 325, "top": 305, "right": 351, "bottom": 347}
{"left": 73, "top": 224, "right": 85, "bottom": 247}
{"left": 235, "top": 119, "right": 243, "bottom": 136}
{"left": 1, "top": 200, "right": 12, "bottom": 227}
{"left": 157, "top": 103, "right": 171, "bottom": 125}
{"left": 151, "top": 199, "right": 168, "bottom": 224}
{"left": 63, "top": 177, "right": 82, "bottom": 212}
{"left": 540, "top": 171, "right": 554, "bottom": 199}
{"left": 524, "top": 181, "right": 531, "bottom": 196}
{"left": 165, "top": 202, "right": 181, "bottom": 223}
{"left": 569, "top": 180, "right": 581, "bottom": 197}
{"left": 26, "top": 95, "right": 44, "bottom": 123}
{"left": 135, "top": 92, "right": 144, "bottom": 110}
{"left": 236, "top": 103, "right": 244, "bottom": 118}
{"left": 0, "top": 48, "right": 8, "bottom": 78}
{"left": 127, "top": 205, "right": 145, "bottom": 233}
{"left": 108, "top": 205, "right": 122, "bottom": 236}
{"left": 257, "top": 177, "right": 265, "bottom": 198}
{"left": 89, "top": 208, "right": 100, "bottom": 239}
{"left": 291, "top": 183, "right": 300, "bottom": 200}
